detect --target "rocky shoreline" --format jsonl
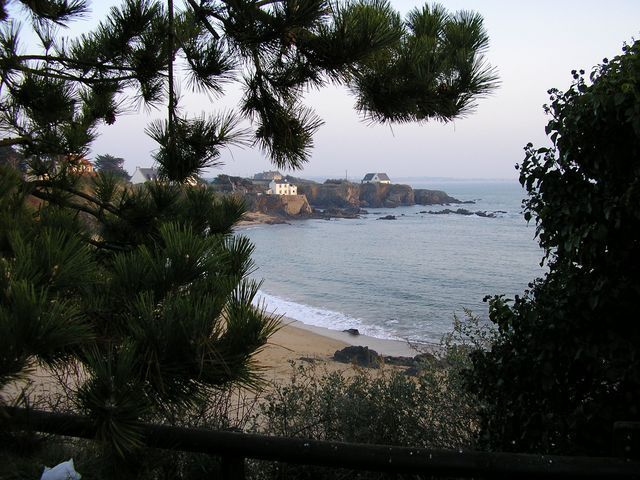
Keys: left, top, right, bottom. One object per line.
{"left": 225, "top": 179, "right": 477, "bottom": 225}
{"left": 210, "top": 174, "right": 480, "bottom": 226}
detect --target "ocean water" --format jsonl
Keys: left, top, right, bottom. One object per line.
{"left": 241, "top": 180, "right": 544, "bottom": 346}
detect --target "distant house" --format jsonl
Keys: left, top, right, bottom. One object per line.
{"left": 361, "top": 173, "right": 391, "bottom": 184}
{"left": 131, "top": 166, "right": 159, "bottom": 184}
{"left": 254, "top": 170, "right": 283, "bottom": 181}
{"left": 25, "top": 155, "right": 94, "bottom": 180}
{"left": 267, "top": 179, "right": 297, "bottom": 195}
{"left": 68, "top": 157, "right": 94, "bottom": 176}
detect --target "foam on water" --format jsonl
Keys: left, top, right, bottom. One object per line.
{"left": 254, "top": 291, "right": 402, "bottom": 341}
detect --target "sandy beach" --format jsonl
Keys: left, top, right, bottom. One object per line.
{"left": 255, "top": 317, "right": 427, "bottom": 381}
{"left": 2, "top": 317, "right": 427, "bottom": 403}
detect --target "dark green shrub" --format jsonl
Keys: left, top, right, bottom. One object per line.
{"left": 468, "top": 40, "right": 640, "bottom": 456}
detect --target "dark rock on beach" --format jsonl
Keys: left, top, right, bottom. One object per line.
{"left": 377, "top": 215, "right": 397, "bottom": 220}
{"left": 333, "top": 346, "right": 382, "bottom": 368}
{"left": 333, "top": 346, "right": 443, "bottom": 372}
{"left": 343, "top": 328, "right": 360, "bottom": 335}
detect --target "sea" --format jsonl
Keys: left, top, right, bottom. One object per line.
{"left": 241, "top": 179, "right": 544, "bottom": 346}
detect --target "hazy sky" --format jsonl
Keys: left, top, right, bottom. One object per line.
{"left": 34, "top": 1, "right": 640, "bottom": 180}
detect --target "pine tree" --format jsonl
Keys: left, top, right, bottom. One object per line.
{"left": 93, "top": 153, "right": 130, "bottom": 180}
{"left": 0, "top": 0, "right": 497, "bottom": 456}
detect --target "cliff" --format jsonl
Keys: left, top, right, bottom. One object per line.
{"left": 359, "top": 183, "right": 414, "bottom": 207}
{"left": 297, "top": 182, "right": 464, "bottom": 209}
{"left": 413, "top": 189, "right": 465, "bottom": 205}
{"left": 243, "top": 193, "right": 313, "bottom": 217}
{"left": 297, "top": 183, "right": 360, "bottom": 208}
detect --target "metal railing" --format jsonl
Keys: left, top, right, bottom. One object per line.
{"left": 5, "top": 407, "right": 640, "bottom": 479}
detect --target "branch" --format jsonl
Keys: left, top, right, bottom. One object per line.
{"left": 29, "top": 179, "right": 120, "bottom": 216}
{"left": 254, "top": 0, "right": 283, "bottom": 7}
{"left": 12, "top": 65, "right": 138, "bottom": 85}
{"left": 83, "top": 236, "right": 132, "bottom": 252}
{"left": 30, "top": 188, "right": 104, "bottom": 220}
{"left": 0, "top": 137, "right": 30, "bottom": 147}
{"left": 13, "top": 54, "right": 138, "bottom": 72}
{"left": 184, "top": 0, "right": 220, "bottom": 40}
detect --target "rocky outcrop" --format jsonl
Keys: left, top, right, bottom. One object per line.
{"left": 297, "top": 182, "right": 467, "bottom": 210}
{"left": 243, "top": 193, "right": 312, "bottom": 217}
{"left": 333, "top": 346, "right": 443, "bottom": 373}
{"left": 333, "top": 346, "right": 382, "bottom": 368}
{"left": 297, "top": 183, "right": 360, "bottom": 208}
{"left": 427, "top": 208, "right": 506, "bottom": 218}
{"left": 359, "top": 183, "right": 414, "bottom": 208}
{"left": 414, "top": 189, "right": 468, "bottom": 205}
{"left": 234, "top": 178, "right": 472, "bottom": 221}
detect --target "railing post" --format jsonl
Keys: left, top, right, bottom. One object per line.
{"left": 221, "top": 455, "right": 245, "bottom": 480}
{"left": 613, "top": 422, "right": 640, "bottom": 460}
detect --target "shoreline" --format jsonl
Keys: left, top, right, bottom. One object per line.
{"left": 255, "top": 316, "right": 433, "bottom": 378}
{"left": 284, "top": 318, "right": 427, "bottom": 357}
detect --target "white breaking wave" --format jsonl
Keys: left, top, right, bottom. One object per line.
{"left": 253, "top": 291, "right": 402, "bottom": 341}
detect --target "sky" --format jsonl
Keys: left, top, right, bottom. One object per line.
{"left": 17, "top": 1, "right": 640, "bottom": 180}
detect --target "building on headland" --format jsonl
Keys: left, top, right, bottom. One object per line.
{"left": 131, "top": 166, "right": 159, "bottom": 184}
{"left": 267, "top": 179, "right": 297, "bottom": 195}
{"left": 67, "top": 157, "right": 95, "bottom": 176}
{"left": 25, "top": 155, "right": 94, "bottom": 180}
{"left": 254, "top": 170, "right": 283, "bottom": 181}
{"left": 361, "top": 173, "right": 391, "bottom": 184}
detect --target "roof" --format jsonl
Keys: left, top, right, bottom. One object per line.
{"left": 138, "top": 167, "right": 158, "bottom": 179}
{"left": 362, "top": 173, "right": 390, "bottom": 181}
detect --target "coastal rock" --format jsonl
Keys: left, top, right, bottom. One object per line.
{"left": 414, "top": 189, "right": 470, "bottom": 205}
{"left": 427, "top": 208, "right": 499, "bottom": 218}
{"left": 377, "top": 215, "right": 396, "bottom": 220}
{"left": 360, "top": 183, "right": 414, "bottom": 208}
{"left": 317, "top": 206, "right": 365, "bottom": 219}
{"left": 243, "top": 193, "right": 313, "bottom": 217}
{"left": 343, "top": 328, "right": 360, "bottom": 335}
{"left": 333, "top": 346, "right": 382, "bottom": 368}
{"left": 297, "top": 182, "right": 360, "bottom": 208}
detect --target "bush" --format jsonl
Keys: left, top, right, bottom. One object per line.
{"left": 467, "top": 41, "right": 640, "bottom": 456}
{"left": 247, "top": 313, "right": 484, "bottom": 479}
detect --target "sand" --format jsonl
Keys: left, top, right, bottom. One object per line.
{"left": 255, "top": 317, "right": 426, "bottom": 381}
{"left": 2, "top": 317, "right": 428, "bottom": 403}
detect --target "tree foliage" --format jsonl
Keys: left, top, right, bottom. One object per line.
{"left": 0, "top": 0, "right": 497, "bottom": 177}
{"left": 0, "top": 0, "right": 497, "bottom": 459}
{"left": 93, "top": 153, "right": 129, "bottom": 179}
{"left": 467, "top": 40, "right": 640, "bottom": 456}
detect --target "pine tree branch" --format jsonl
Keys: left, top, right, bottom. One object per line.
{"left": 254, "top": 0, "right": 282, "bottom": 8}
{"left": 0, "top": 137, "right": 29, "bottom": 147}
{"left": 11, "top": 64, "right": 138, "bottom": 84}
{"left": 184, "top": 0, "right": 220, "bottom": 40}
{"left": 83, "top": 236, "right": 132, "bottom": 252}
{"left": 13, "top": 54, "right": 138, "bottom": 72}
{"left": 30, "top": 188, "right": 104, "bottom": 220}
{"left": 29, "top": 179, "right": 120, "bottom": 216}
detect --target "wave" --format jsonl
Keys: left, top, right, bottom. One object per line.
{"left": 253, "top": 291, "right": 403, "bottom": 341}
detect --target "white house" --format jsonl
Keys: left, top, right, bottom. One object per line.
{"left": 130, "top": 166, "right": 159, "bottom": 184}
{"left": 361, "top": 173, "right": 391, "bottom": 184}
{"left": 267, "top": 179, "right": 297, "bottom": 195}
